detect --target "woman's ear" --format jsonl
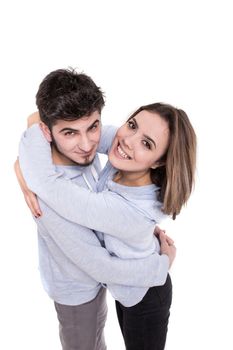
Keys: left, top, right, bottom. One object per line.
{"left": 151, "top": 160, "right": 166, "bottom": 170}
{"left": 39, "top": 122, "right": 52, "bottom": 142}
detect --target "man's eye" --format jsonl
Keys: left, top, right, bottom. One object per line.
{"left": 90, "top": 123, "right": 98, "bottom": 130}
{"left": 128, "top": 120, "right": 136, "bottom": 129}
{"left": 64, "top": 131, "right": 75, "bottom": 136}
{"left": 142, "top": 140, "right": 151, "bottom": 149}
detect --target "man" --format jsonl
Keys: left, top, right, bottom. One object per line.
{"left": 15, "top": 68, "right": 174, "bottom": 350}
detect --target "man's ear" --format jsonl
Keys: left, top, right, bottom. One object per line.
{"left": 39, "top": 122, "right": 52, "bottom": 142}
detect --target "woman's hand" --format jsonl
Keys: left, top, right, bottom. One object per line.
{"left": 27, "top": 111, "right": 40, "bottom": 127}
{"left": 14, "top": 159, "right": 42, "bottom": 218}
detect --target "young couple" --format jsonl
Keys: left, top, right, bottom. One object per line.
{"left": 15, "top": 68, "right": 196, "bottom": 350}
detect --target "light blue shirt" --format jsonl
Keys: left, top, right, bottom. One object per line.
{"left": 19, "top": 125, "right": 169, "bottom": 306}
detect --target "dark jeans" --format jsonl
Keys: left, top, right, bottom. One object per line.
{"left": 115, "top": 274, "right": 172, "bottom": 350}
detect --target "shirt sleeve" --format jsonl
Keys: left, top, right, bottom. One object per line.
{"left": 97, "top": 125, "right": 117, "bottom": 154}
{"left": 37, "top": 201, "right": 169, "bottom": 287}
{"left": 19, "top": 125, "right": 156, "bottom": 241}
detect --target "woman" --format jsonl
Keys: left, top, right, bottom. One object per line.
{"left": 18, "top": 102, "right": 196, "bottom": 349}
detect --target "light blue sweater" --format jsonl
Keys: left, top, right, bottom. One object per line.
{"left": 19, "top": 125, "right": 169, "bottom": 306}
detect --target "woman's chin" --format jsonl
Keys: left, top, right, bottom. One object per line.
{"left": 109, "top": 154, "right": 124, "bottom": 170}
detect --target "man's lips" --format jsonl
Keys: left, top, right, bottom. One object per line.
{"left": 74, "top": 150, "right": 94, "bottom": 157}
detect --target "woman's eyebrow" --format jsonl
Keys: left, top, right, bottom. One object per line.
{"left": 133, "top": 117, "right": 157, "bottom": 147}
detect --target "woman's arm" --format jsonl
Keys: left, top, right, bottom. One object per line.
{"left": 14, "top": 158, "right": 42, "bottom": 218}
{"left": 13, "top": 111, "right": 42, "bottom": 217}
{"left": 27, "top": 111, "right": 40, "bottom": 127}
{"left": 19, "top": 125, "right": 156, "bottom": 240}
{"left": 97, "top": 125, "right": 117, "bottom": 154}
{"left": 15, "top": 118, "right": 114, "bottom": 217}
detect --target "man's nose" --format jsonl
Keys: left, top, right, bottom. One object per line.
{"left": 78, "top": 136, "right": 93, "bottom": 153}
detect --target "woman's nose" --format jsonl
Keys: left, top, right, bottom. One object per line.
{"left": 122, "top": 135, "right": 134, "bottom": 150}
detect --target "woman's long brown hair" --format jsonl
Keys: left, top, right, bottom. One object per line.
{"left": 129, "top": 103, "right": 197, "bottom": 219}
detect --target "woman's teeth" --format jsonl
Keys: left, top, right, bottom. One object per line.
{"left": 117, "top": 145, "right": 130, "bottom": 159}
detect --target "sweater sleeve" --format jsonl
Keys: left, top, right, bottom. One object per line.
{"left": 97, "top": 125, "right": 117, "bottom": 154}
{"left": 19, "top": 125, "right": 156, "bottom": 240}
{"left": 37, "top": 201, "right": 169, "bottom": 287}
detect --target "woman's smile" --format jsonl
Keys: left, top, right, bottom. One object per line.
{"left": 116, "top": 143, "right": 132, "bottom": 160}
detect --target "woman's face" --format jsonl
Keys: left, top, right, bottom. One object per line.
{"left": 109, "top": 110, "right": 170, "bottom": 175}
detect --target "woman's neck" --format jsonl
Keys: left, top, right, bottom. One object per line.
{"left": 113, "top": 170, "right": 152, "bottom": 187}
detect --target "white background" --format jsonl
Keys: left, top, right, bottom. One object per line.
{"left": 0, "top": 0, "right": 233, "bottom": 349}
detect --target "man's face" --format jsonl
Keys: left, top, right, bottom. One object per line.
{"left": 45, "top": 111, "right": 101, "bottom": 166}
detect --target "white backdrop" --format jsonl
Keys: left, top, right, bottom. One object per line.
{"left": 0, "top": 1, "right": 232, "bottom": 349}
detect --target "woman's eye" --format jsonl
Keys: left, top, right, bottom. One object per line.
{"left": 128, "top": 120, "right": 136, "bottom": 129}
{"left": 142, "top": 140, "right": 151, "bottom": 149}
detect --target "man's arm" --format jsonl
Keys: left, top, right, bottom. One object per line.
{"left": 15, "top": 150, "right": 171, "bottom": 287}
{"left": 36, "top": 200, "right": 170, "bottom": 287}
{"left": 17, "top": 125, "right": 173, "bottom": 287}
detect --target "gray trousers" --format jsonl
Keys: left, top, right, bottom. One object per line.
{"left": 54, "top": 288, "right": 107, "bottom": 350}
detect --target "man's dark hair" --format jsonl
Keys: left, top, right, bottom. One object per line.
{"left": 36, "top": 68, "right": 105, "bottom": 128}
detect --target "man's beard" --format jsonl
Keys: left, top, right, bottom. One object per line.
{"left": 51, "top": 134, "right": 94, "bottom": 167}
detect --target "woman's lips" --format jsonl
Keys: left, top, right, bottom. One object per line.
{"left": 114, "top": 143, "right": 131, "bottom": 160}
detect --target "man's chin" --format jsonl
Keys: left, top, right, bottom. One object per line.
{"left": 77, "top": 160, "right": 94, "bottom": 167}
{"left": 73, "top": 157, "right": 95, "bottom": 167}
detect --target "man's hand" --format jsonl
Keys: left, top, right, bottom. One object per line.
{"left": 159, "top": 231, "right": 176, "bottom": 269}
{"left": 14, "top": 159, "right": 42, "bottom": 218}
{"left": 156, "top": 229, "right": 176, "bottom": 269}
{"left": 154, "top": 226, "right": 175, "bottom": 246}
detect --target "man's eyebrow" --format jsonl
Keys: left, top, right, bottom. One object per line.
{"left": 59, "top": 127, "right": 78, "bottom": 133}
{"left": 87, "top": 119, "right": 100, "bottom": 130}
{"left": 58, "top": 119, "right": 100, "bottom": 133}
{"left": 133, "top": 117, "right": 157, "bottom": 148}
